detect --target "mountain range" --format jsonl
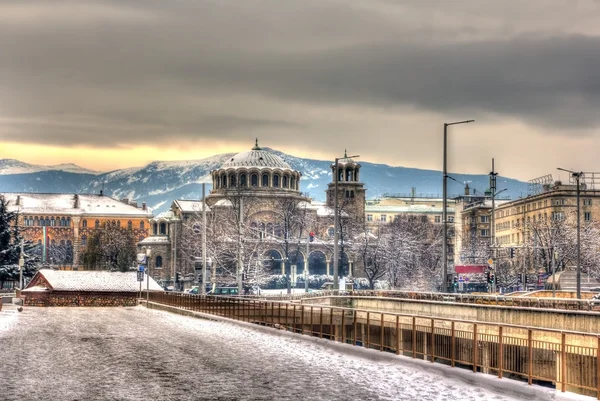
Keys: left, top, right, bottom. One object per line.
{"left": 0, "top": 151, "right": 528, "bottom": 213}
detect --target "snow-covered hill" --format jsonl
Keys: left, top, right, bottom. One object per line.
{"left": 0, "top": 153, "right": 528, "bottom": 214}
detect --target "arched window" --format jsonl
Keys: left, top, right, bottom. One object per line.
{"left": 159, "top": 222, "right": 167, "bottom": 235}
{"left": 45, "top": 217, "right": 50, "bottom": 226}
{"left": 266, "top": 223, "right": 274, "bottom": 235}
{"left": 155, "top": 255, "right": 163, "bottom": 268}
{"left": 221, "top": 173, "right": 227, "bottom": 188}
{"left": 240, "top": 174, "right": 247, "bottom": 187}
{"left": 34, "top": 217, "right": 39, "bottom": 226}
{"left": 112, "top": 220, "right": 116, "bottom": 227}
{"left": 262, "top": 174, "right": 269, "bottom": 187}
{"left": 251, "top": 173, "right": 258, "bottom": 187}
{"left": 127, "top": 220, "right": 132, "bottom": 230}
{"left": 273, "top": 175, "right": 280, "bottom": 187}
{"left": 153, "top": 223, "right": 157, "bottom": 235}
{"left": 140, "top": 221, "right": 145, "bottom": 230}
{"left": 50, "top": 217, "right": 55, "bottom": 226}
{"left": 82, "top": 219, "right": 87, "bottom": 228}
{"left": 229, "top": 174, "right": 236, "bottom": 187}
{"left": 117, "top": 220, "right": 121, "bottom": 228}
{"left": 283, "top": 175, "right": 288, "bottom": 188}
{"left": 59, "top": 217, "right": 65, "bottom": 226}
{"left": 290, "top": 176, "right": 296, "bottom": 190}
{"left": 95, "top": 219, "right": 100, "bottom": 228}
{"left": 81, "top": 235, "right": 87, "bottom": 246}
{"left": 66, "top": 217, "right": 71, "bottom": 227}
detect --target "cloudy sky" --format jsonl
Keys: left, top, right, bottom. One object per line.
{"left": 1, "top": 0, "right": 600, "bottom": 181}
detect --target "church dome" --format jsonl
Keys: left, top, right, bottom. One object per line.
{"left": 220, "top": 140, "right": 292, "bottom": 170}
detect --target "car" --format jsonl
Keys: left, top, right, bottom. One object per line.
{"left": 208, "top": 287, "right": 240, "bottom": 296}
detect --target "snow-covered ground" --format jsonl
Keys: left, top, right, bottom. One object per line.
{"left": 0, "top": 305, "right": 592, "bottom": 401}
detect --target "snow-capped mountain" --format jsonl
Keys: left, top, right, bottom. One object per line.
{"left": 0, "top": 152, "right": 528, "bottom": 214}
{"left": 0, "top": 158, "right": 100, "bottom": 175}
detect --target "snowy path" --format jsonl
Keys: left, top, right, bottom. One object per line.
{"left": 0, "top": 305, "right": 589, "bottom": 401}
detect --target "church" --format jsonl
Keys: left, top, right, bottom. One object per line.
{"left": 139, "top": 140, "right": 366, "bottom": 290}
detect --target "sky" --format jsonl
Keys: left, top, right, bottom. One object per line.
{"left": 1, "top": 0, "right": 600, "bottom": 182}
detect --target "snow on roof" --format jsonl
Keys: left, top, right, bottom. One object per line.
{"left": 365, "top": 204, "right": 451, "bottom": 214}
{"left": 24, "top": 269, "right": 163, "bottom": 292}
{"left": 174, "top": 200, "right": 211, "bottom": 213}
{"left": 218, "top": 142, "right": 293, "bottom": 171}
{"left": 2, "top": 193, "right": 153, "bottom": 217}
{"left": 138, "top": 235, "right": 170, "bottom": 244}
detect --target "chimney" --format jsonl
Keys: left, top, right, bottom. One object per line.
{"left": 74, "top": 194, "right": 80, "bottom": 208}
{"left": 142, "top": 202, "right": 147, "bottom": 211}
{"left": 16, "top": 195, "right": 20, "bottom": 206}
{"left": 464, "top": 183, "right": 470, "bottom": 196}
{"left": 122, "top": 198, "right": 129, "bottom": 205}
{"left": 100, "top": 189, "right": 103, "bottom": 196}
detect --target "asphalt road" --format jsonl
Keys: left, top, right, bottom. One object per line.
{"left": 0, "top": 305, "right": 558, "bottom": 401}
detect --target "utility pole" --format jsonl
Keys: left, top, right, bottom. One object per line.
{"left": 18, "top": 240, "right": 24, "bottom": 291}
{"left": 237, "top": 197, "right": 244, "bottom": 294}
{"left": 201, "top": 183, "right": 208, "bottom": 295}
{"left": 305, "top": 234, "right": 310, "bottom": 293}
{"left": 489, "top": 158, "right": 497, "bottom": 294}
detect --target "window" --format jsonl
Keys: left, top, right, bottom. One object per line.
{"left": 282, "top": 175, "right": 288, "bottom": 188}
{"left": 155, "top": 255, "right": 163, "bottom": 268}
{"left": 262, "top": 174, "right": 269, "bottom": 187}
{"left": 251, "top": 174, "right": 258, "bottom": 187}
{"left": 552, "top": 212, "right": 565, "bottom": 221}
{"left": 290, "top": 176, "right": 296, "bottom": 189}
{"left": 327, "top": 227, "right": 335, "bottom": 237}
{"left": 240, "top": 174, "right": 247, "bottom": 187}
{"left": 367, "top": 214, "right": 373, "bottom": 222}
{"left": 159, "top": 222, "right": 167, "bottom": 235}
{"left": 435, "top": 215, "right": 441, "bottom": 223}
{"left": 448, "top": 216, "right": 454, "bottom": 223}
{"left": 229, "top": 175, "right": 236, "bottom": 187}
{"left": 95, "top": 219, "right": 100, "bottom": 228}
{"left": 584, "top": 199, "right": 592, "bottom": 206}
{"left": 127, "top": 220, "right": 132, "bottom": 230}
{"left": 480, "top": 215, "right": 489, "bottom": 223}
{"left": 140, "top": 221, "right": 145, "bottom": 230}
{"left": 380, "top": 215, "right": 387, "bottom": 222}
{"left": 585, "top": 212, "right": 592, "bottom": 221}
{"left": 82, "top": 219, "right": 87, "bottom": 228}
{"left": 273, "top": 175, "right": 280, "bottom": 187}
{"left": 480, "top": 229, "right": 490, "bottom": 237}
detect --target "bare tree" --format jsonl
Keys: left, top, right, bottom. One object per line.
{"left": 81, "top": 222, "right": 137, "bottom": 272}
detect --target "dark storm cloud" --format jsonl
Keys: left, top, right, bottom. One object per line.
{"left": 1, "top": 0, "right": 599, "bottom": 148}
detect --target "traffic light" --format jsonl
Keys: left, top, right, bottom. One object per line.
{"left": 309, "top": 232, "right": 315, "bottom": 242}
{"left": 175, "top": 272, "right": 181, "bottom": 282}
{"left": 509, "top": 248, "right": 515, "bottom": 258}
{"left": 489, "top": 273, "right": 495, "bottom": 284}
{"left": 453, "top": 275, "right": 458, "bottom": 287}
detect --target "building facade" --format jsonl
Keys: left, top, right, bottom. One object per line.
{"left": 141, "top": 141, "right": 366, "bottom": 289}
{"left": 3, "top": 193, "right": 152, "bottom": 269}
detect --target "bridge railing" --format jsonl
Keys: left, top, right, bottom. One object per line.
{"left": 261, "top": 290, "right": 599, "bottom": 311}
{"left": 146, "top": 291, "right": 600, "bottom": 399}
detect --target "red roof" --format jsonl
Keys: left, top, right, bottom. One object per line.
{"left": 455, "top": 265, "right": 486, "bottom": 274}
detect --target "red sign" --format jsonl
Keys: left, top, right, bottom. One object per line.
{"left": 455, "top": 265, "right": 486, "bottom": 274}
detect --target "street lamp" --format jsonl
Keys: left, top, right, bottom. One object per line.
{"left": 144, "top": 246, "right": 152, "bottom": 307}
{"left": 443, "top": 120, "right": 474, "bottom": 292}
{"left": 333, "top": 152, "right": 359, "bottom": 290}
{"left": 490, "top": 187, "right": 507, "bottom": 294}
{"left": 557, "top": 167, "right": 583, "bottom": 299}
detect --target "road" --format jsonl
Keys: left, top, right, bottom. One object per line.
{"left": 0, "top": 305, "right": 583, "bottom": 401}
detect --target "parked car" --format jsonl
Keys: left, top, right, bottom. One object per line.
{"left": 208, "top": 287, "right": 239, "bottom": 296}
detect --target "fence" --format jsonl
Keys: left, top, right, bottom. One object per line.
{"left": 262, "top": 290, "right": 600, "bottom": 312}
{"left": 146, "top": 292, "right": 600, "bottom": 399}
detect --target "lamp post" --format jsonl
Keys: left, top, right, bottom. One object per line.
{"left": 443, "top": 120, "right": 474, "bottom": 292}
{"left": 145, "top": 246, "right": 152, "bottom": 307}
{"left": 490, "top": 186, "right": 507, "bottom": 294}
{"left": 333, "top": 152, "right": 359, "bottom": 290}
{"left": 557, "top": 167, "right": 583, "bottom": 299}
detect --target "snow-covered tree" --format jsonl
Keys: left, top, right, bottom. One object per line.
{"left": 81, "top": 222, "right": 137, "bottom": 272}
{"left": 0, "top": 197, "right": 39, "bottom": 287}
{"left": 351, "top": 221, "right": 386, "bottom": 289}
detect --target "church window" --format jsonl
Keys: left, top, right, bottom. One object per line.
{"left": 283, "top": 175, "right": 288, "bottom": 188}
{"left": 251, "top": 174, "right": 258, "bottom": 187}
{"left": 273, "top": 175, "right": 280, "bottom": 187}
{"left": 229, "top": 175, "right": 236, "bottom": 187}
{"left": 290, "top": 176, "right": 296, "bottom": 190}
{"left": 262, "top": 174, "right": 269, "bottom": 187}
{"left": 240, "top": 174, "right": 247, "bottom": 187}
{"left": 160, "top": 222, "right": 167, "bottom": 235}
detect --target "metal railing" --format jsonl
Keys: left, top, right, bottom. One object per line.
{"left": 146, "top": 292, "right": 600, "bottom": 399}
{"left": 260, "top": 290, "right": 600, "bottom": 312}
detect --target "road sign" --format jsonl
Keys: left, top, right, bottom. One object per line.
{"left": 487, "top": 258, "right": 494, "bottom": 266}
{"left": 137, "top": 271, "right": 144, "bottom": 282}
{"left": 138, "top": 265, "right": 145, "bottom": 272}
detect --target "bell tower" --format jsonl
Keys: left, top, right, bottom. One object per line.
{"left": 326, "top": 150, "right": 366, "bottom": 222}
